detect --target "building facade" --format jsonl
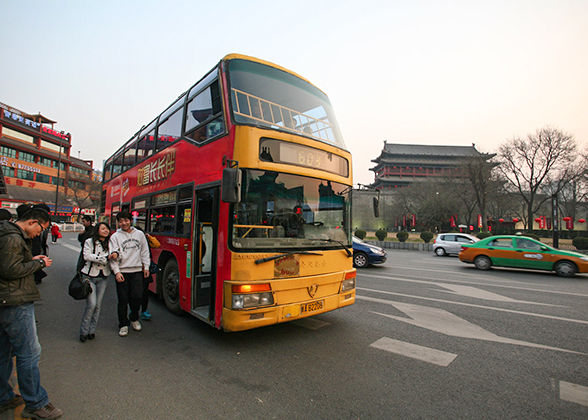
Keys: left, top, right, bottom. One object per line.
{"left": 370, "top": 141, "right": 494, "bottom": 190}
{"left": 0, "top": 101, "right": 96, "bottom": 220}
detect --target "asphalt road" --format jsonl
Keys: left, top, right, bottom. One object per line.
{"left": 4, "top": 233, "right": 588, "bottom": 419}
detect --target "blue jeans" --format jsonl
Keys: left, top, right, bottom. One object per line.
{"left": 79, "top": 276, "right": 108, "bottom": 336}
{"left": 0, "top": 303, "right": 49, "bottom": 410}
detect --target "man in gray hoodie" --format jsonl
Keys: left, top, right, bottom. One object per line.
{"left": 109, "top": 211, "right": 150, "bottom": 337}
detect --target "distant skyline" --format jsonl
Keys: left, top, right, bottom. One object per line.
{"left": 1, "top": 0, "right": 587, "bottom": 186}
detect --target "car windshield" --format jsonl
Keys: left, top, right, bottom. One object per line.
{"left": 228, "top": 59, "right": 346, "bottom": 149}
{"left": 231, "top": 170, "right": 350, "bottom": 251}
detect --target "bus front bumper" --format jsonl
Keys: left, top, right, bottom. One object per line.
{"left": 221, "top": 291, "right": 355, "bottom": 332}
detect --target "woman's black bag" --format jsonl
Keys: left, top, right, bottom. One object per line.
{"left": 68, "top": 271, "right": 93, "bottom": 300}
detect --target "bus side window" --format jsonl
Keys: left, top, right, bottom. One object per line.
{"left": 176, "top": 203, "right": 191, "bottom": 235}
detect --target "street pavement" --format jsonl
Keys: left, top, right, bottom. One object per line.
{"left": 3, "top": 232, "right": 588, "bottom": 419}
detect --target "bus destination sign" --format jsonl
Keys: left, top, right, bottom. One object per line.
{"left": 259, "top": 138, "right": 348, "bottom": 177}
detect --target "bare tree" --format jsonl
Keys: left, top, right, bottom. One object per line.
{"left": 496, "top": 126, "right": 583, "bottom": 230}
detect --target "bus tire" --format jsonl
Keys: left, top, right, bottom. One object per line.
{"left": 162, "top": 259, "right": 182, "bottom": 315}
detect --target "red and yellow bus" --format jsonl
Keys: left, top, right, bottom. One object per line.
{"left": 101, "top": 54, "right": 355, "bottom": 331}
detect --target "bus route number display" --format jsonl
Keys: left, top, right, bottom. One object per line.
{"left": 259, "top": 139, "right": 348, "bottom": 177}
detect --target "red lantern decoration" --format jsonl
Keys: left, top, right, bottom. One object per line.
{"left": 579, "top": 219, "right": 586, "bottom": 223}
{"left": 499, "top": 218, "right": 504, "bottom": 223}
{"left": 563, "top": 217, "right": 571, "bottom": 222}
{"left": 512, "top": 218, "right": 519, "bottom": 223}
{"left": 534, "top": 218, "right": 542, "bottom": 223}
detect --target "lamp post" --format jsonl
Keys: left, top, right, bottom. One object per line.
{"left": 53, "top": 143, "right": 63, "bottom": 218}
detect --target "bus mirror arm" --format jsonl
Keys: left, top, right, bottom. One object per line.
{"left": 222, "top": 160, "right": 241, "bottom": 203}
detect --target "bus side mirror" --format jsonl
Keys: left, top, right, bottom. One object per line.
{"left": 373, "top": 197, "right": 380, "bottom": 218}
{"left": 222, "top": 167, "right": 241, "bottom": 203}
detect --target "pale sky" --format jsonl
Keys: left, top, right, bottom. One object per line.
{"left": 1, "top": 0, "right": 587, "bottom": 186}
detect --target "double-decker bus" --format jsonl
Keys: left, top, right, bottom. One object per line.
{"left": 101, "top": 54, "right": 355, "bottom": 331}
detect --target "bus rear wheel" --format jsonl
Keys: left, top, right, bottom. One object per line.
{"left": 162, "top": 259, "right": 182, "bottom": 315}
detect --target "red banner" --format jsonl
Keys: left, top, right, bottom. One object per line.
{"left": 412, "top": 214, "right": 416, "bottom": 227}
{"left": 566, "top": 219, "right": 574, "bottom": 230}
{"left": 450, "top": 216, "right": 456, "bottom": 227}
{"left": 546, "top": 218, "right": 552, "bottom": 230}
{"left": 477, "top": 214, "right": 482, "bottom": 228}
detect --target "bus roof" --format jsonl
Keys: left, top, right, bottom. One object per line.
{"left": 221, "top": 54, "right": 323, "bottom": 95}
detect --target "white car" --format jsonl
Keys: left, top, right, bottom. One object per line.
{"left": 433, "top": 233, "right": 479, "bottom": 256}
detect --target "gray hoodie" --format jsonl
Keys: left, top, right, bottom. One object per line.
{"left": 108, "top": 227, "right": 150, "bottom": 275}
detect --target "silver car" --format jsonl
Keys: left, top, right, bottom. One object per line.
{"left": 433, "top": 233, "right": 479, "bottom": 256}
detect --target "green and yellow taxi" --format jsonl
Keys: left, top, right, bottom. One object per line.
{"left": 458, "top": 235, "right": 588, "bottom": 277}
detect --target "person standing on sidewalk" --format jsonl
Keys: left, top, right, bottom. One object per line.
{"left": 76, "top": 215, "right": 94, "bottom": 271}
{"left": 109, "top": 212, "right": 150, "bottom": 337}
{"left": 0, "top": 208, "right": 62, "bottom": 419}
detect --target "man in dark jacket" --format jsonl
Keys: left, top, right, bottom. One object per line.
{"left": 76, "top": 215, "right": 94, "bottom": 271}
{"left": 0, "top": 209, "right": 62, "bottom": 419}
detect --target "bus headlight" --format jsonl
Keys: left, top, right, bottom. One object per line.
{"left": 341, "top": 278, "right": 356, "bottom": 292}
{"left": 232, "top": 292, "right": 274, "bottom": 309}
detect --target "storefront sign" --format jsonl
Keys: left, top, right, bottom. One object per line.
{"left": 41, "top": 126, "right": 69, "bottom": 140}
{"left": 3, "top": 110, "right": 40, "bottom": 129}
{"left": 0, "top": 157, "right": 41, "bottom": 174}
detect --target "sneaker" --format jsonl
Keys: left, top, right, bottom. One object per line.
{"left": 22, "top": 403, "right": 62, "bottom": 419}
{"left": 0, "top": 394, "right": 24, "bottom": 413}
{"left": 140, "top": 310, "right": 151, "bottom": 320}
{"left": 119, "top": 326, "right": 128, "bottom": 337}
{"left": 130, "top": 320, "right": 142, "bottom": 331}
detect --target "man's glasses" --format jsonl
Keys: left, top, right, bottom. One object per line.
{"left": 35, "top": 221, "right": 49, "bottom": 231}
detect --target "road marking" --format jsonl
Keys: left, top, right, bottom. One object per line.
{"left": 361, "top": 273, "right": 588, "bottom": 298}
{"left": 368, "top": 301, "right": 585, "bottom": 355}
{"left": 560, "top": 381, "right": 588, "bottom": 406}
{"left": 435, "top": 283, "right": 559, "bottom": 306}
{"left": 370, "top": 337, "right": 457, "bottom": 367}
{"left": 57, "top": 243, "right": 81, "bottom": 253}
{"left": 357, "top": 290, "right": 588, "bottom": 325}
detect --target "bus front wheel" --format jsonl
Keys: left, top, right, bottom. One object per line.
{"left": 162, "top": 259, "right": 182, "bottom": 315}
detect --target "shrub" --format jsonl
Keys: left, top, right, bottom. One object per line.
{"left": 375, "top": 229, "right": 388, "bottom": 241}
{"left": 354, "top": 229, "right": 366, "bottom": 239}
{"left": 396, "top": 231, "right": 409, "bottom": 242}
{"left": 420, "top": 231, "right": 434, "bottom": 243}
{"left": 477, "top": 232, "right": 492, "bottom": 239}
{"left": 523, "top": 232, "right": 540, "bottom": 241}
{"left": 572, "top": 237, "right": 588, "bottom": 250}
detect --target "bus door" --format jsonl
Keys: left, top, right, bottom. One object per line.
{"left": 191, "top": 187, "right": 218, "bottom": 321}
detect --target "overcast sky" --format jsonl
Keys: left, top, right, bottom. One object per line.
{"left": 1, "top": 0, "right": 587, "bottom": 186}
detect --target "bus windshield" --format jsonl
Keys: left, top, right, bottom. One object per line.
{"left": 231, "top": 170, "right": 350, "bottom": 251}
{"left": 228, "top": 59, "right": 346, "bottom": 149}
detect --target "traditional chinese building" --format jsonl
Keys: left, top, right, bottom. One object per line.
{"left": 369, "top": 141, "right": 494, "bottom": 190}
{"left": 0, "top": 100, "right": 96, "bottom": 220}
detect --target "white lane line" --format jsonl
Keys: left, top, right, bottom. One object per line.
{"left": 360, "top": 273, "right": 588, "bottom": 298}
{"left": 356, "top": 292, "right": 588, "bottom": 326}
{"left": 57, "top": 243, "right": 80, "bottom": 253}
{"left": 370, "top": 337, "right": 457, "bottom": 367}
{"left": 435, "top": 283, "right": 561, "bottom": 306}
{"left": 560, "top": 381, "right": 588, "bottom": 406}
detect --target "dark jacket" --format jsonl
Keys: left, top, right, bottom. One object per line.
{"left": 78, "top": 224, "right": 94, "bottom": 246}
{"left": 0, "top": 221, "right": 43, "bottom": 306}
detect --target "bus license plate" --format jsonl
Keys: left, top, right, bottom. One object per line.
{"left": 301, "top": 300, "right": 324, "bottom": 314}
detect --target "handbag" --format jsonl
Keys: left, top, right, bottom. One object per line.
{"left": 68, "top": 271, "right": 93, "bottom": 300}
{"left": 149, "top": 261, "right": 160, "bottom": 274}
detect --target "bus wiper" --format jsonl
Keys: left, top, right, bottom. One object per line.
{"left": 255, "top": 251, "right": 323, "bottom": 265}
{"left": 323, "top": 238, "right": 352, "bottom": 257}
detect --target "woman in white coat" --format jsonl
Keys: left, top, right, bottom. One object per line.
{"left": 79, "top": 222, "right": 116, "bottom": 342}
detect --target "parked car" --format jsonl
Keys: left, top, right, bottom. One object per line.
{"left": 433, "top": 233, "right": 479, "bottom": 256}
{"left": 352, "top": 235, "right": 387, "bottom": 268}
{"left": 458, "top": 235, "right": 588, "bottom": 277}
